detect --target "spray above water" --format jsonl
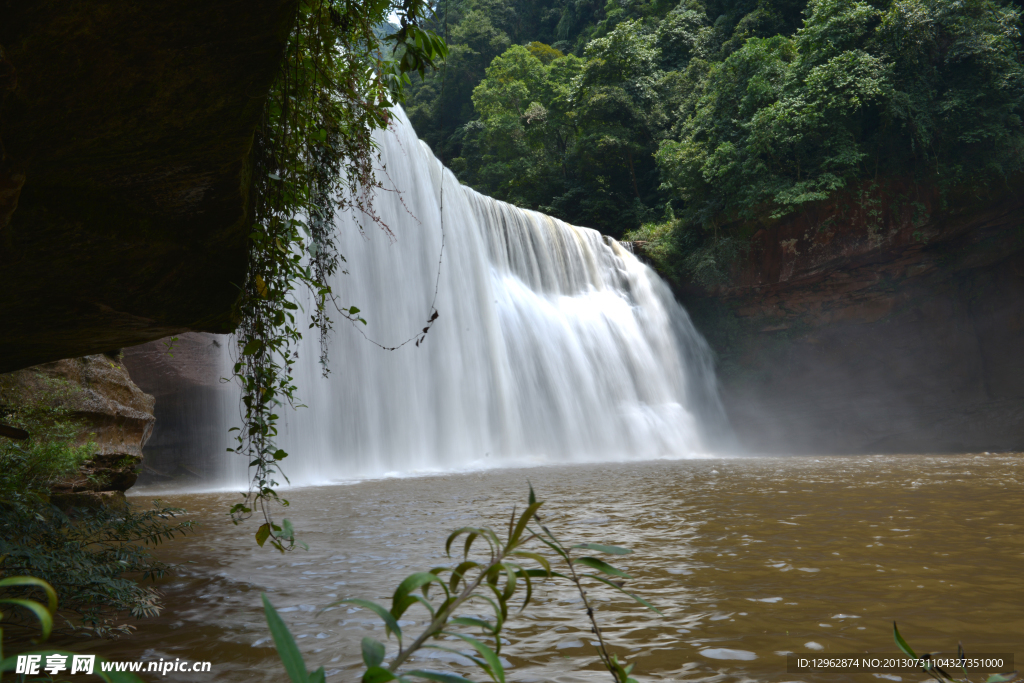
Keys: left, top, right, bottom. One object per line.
{"left": 196, "top": 108, "right": 729, "bottom": 488}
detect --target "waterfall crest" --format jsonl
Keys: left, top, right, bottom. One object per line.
{"left": 206, "top": 108, "right": 729, "bottom": 487}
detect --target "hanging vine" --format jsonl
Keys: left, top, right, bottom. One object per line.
{"left": 228, "top": 0, "right": 448, "bottom": 551}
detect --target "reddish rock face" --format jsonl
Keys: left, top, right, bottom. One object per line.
{"left": 693, "top": 181, "right": 1024, "bottom": 454}
{"left": 0, "top": 354, "right": 156, "bottom": 497}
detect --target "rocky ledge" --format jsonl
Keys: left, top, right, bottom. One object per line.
{"left": 0, "top": 0, "right": 297, "bottom": 373}
{"left": 0, "top": 354, "right": 156, "bottom": 507}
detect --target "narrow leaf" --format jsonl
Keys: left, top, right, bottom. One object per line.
{"left": 444, "top": 633, "right": 505, "bottom": 683}
{"left": 0, "top": 576, "right": 58, "bottom": 614}
{"left": 893, "top": 622, "right": 918, "bottom": 659}
{"left": 262, "top": 594, "right": 310, "bottom": 683}
{"left": 573, "top": 556, "right": 632, "bottom": 579}
{"left": 392, "top": 572, "right": 445, "bottom": 620}
{"left": 508, "top": 502, "right": 543, "bottom": 547}
{"left": 0, "top": 598, "right": 53, "bottom": 640}
{"left": 333, "top": 599, "right": 403, "bottom": 644}
{"left": 583, "top": 574, "right": 662, "bottom": 615}
{"left": 449, "top": 560, "right": 479, "bottom": 593}
{"left": 572, "top": 543, "right": 631, "bottom": 555}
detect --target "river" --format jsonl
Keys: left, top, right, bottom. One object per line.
{"left": 67, "top": 453, "right": 1024, "bottom": 682}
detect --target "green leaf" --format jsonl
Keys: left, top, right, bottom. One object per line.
{"left": 363, "top": 666, "right": 397, "bottom": 683}
{"left": 262, "top": 594, "right": 310, "bottom": 683}
{"left": 572, "top": 556, "right": 632, "bottom": 579}
{"left": 583, "top": 574, "right": 662, "bottom": 615}
{"left": 572, "top": 543, "right": 631, "bottom": 555}
{"left": 445, "top": 527, "right": 487, "bottom": 557}
{"left": 391, "top": 572, "right": 445, "bottom": 620}
{"left": 0, "top": 576, "right": 58, "bottom": 615}
{"left": 349, "top": 306, "right": 360, "bottom": 314}
{"left": 449, "top": 560, "right": 479, "bottom": 592}
{"left": 508, "top": 501, "right": 543, "bottom": 547}
{"left": 243, "top": 339, "right": 263, "bottom": 356}
{"left": 509, "top": 551, "right": 551, "bottom": 574}
{"left": 255, "top": 523, "right": 271, "bottom": 547}
{"left": 985, "top": 674, "right": 1018, "bottom": 683}
{"left": 362, "top": 637, "right": 385, "bottom": 668}
{"left": 333, "top": 599, "right": 403, "bottom": 644}
{"left": 405, "top": 671, "right": 475, "bottom": 683}
{"left": 309, "top": 669, "right": 326, "bottom": 683}
{"left": 0, "top": 598, "right": 54, "bottom": 640}
{"left": 443, "top": 633, "right": 505, "bottom": 683}
{"left": 893, "top": 622, "right": 918, "bottom": 659}
{"left": 450, "top": 616, "right": 495, "bottom": 633}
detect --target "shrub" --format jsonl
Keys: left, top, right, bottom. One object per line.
{"left": 0, "top": 375, "right": 195, "bottom": 638}
{"left": 262, "top": 486, "right": 658, "bottom": 683}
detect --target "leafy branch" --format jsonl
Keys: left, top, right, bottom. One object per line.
{"left": 0, "top": 576, "right": 143, "bottom": 682}
{"left": 262, "top": 486, "right": 659, "bottom": 682}
{"left": 228, "top": 0, "right": 448, "bottom": 551}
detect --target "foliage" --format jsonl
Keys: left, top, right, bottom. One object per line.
{"left": 0, "top": 576, "right": 144, "bottom": 682}
{"left": 657, "top": 0, "right": 1024, "bottom": 227}
{"left": 262, "top": 486, "right": 659, "bottom": 682}
{"left": 0, "top": 377, "right": 195, "bottom": 637}
{"left": 0, "top": 495, "right": 195, "bottom": 638}
{"left": 0, "top": 379, "right": 95, "bottom": 493}
{"left": 893, "top": 622, "right": 1018, "bottom": 683}
{"left": 229, "top": 0, "right": 447, "bottom": 551}
{"left": 401, "top": 0, "right": 1024, "bottom": 279}
{"left": 449, "top": 20, "right": 667, "bottom": 236}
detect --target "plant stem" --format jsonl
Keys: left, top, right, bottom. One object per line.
{"left": 561, "top": 546, "right": 622, "bottom": 683}
{"left": 389, "top": 551, "right": 510, "bottom": 672}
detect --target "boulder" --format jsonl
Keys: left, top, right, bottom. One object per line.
{"left": 0, "top": 354, "right": 156, "bottom": 499}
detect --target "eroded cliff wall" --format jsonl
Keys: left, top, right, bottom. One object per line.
{"left": 688, "top": 182, "right": 1024, "bottom": 454}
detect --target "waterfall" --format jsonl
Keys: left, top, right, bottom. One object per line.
{"left": 175, "top": 108, "right": 729, "bottom": 489}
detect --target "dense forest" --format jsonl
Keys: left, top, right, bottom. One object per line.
{"left": 403, "top": 0, "right": 1024, "bottom": 285}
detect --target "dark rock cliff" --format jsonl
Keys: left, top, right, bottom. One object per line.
{"left": 0, "top": 0, "right": 297, "bottom": 373}
{"left": 685, "top": 181, "right": 1024, "bottom": 454}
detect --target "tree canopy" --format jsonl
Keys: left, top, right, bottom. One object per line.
{"left": 402, "top": 0, "right": 1024, "bottom": 275}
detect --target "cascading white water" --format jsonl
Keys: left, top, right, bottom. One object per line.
{"left": 213, "top": 108, "right": 728, "bottom": 487}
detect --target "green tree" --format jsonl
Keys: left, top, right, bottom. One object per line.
{"left": 646, "top": 0, "right": 1024, "bottom": 284}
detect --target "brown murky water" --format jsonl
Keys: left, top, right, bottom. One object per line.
{"left": 69, "top": 454, "right": 1022, "bottom": 682}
